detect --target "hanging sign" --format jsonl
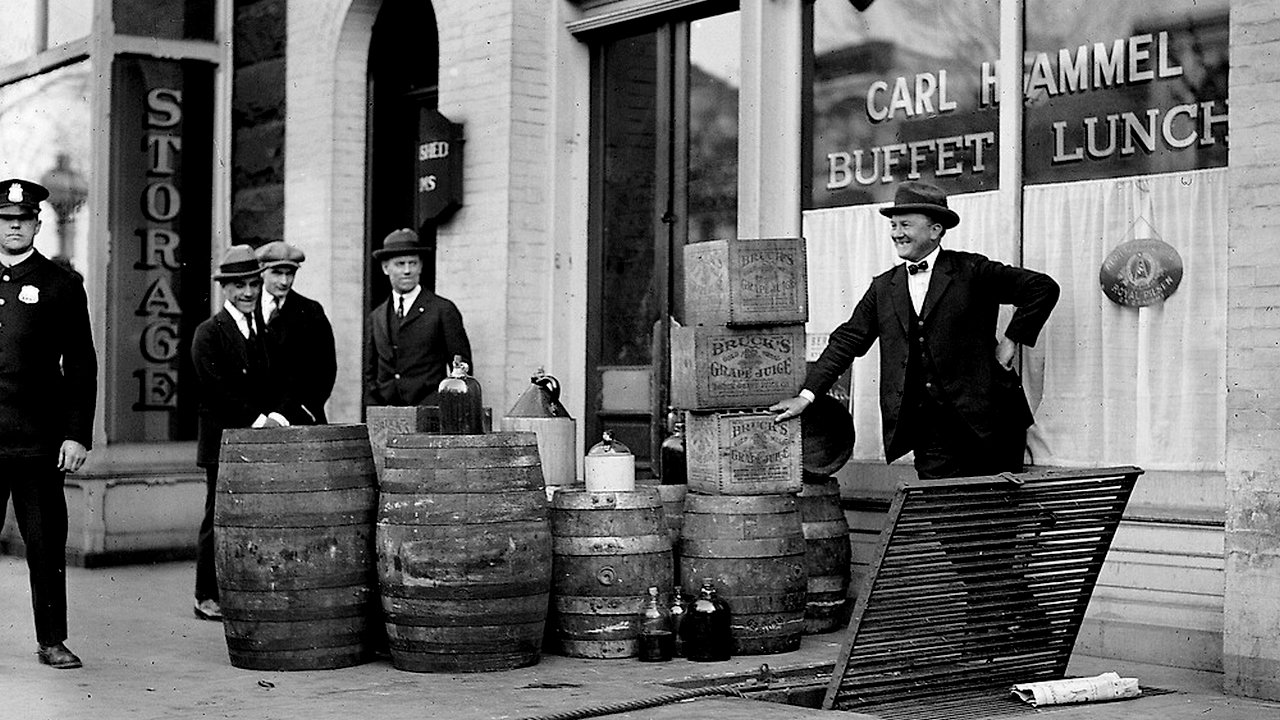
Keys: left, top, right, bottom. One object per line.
{"left": 1099, "top": 237, "right": 1183, "bottom": 307}
{"left": 415, "top": 109, "right": 464, "bottom": 224}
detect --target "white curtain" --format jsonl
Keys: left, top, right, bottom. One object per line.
{"left": 802, "top": 168, "right": 1226, "bottom": 472}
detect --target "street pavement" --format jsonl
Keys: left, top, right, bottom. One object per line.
{"left": 2, "top": 556, "right": 1278, "bottom": 720}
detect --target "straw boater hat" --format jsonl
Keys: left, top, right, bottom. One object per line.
{"left": 372, "top": 228, "right": 431, "bottom": 260}
{"left": 212, "top": 245, "right": 263, "bottom": 281}
{"left": 255, "top": 241, "right": 306, "bottom": 270}
{"left": 0, "top": 178, "right": 48, "bottom": 217}
{"left": 879, "top": 180, "right": 960, "bottom": 229}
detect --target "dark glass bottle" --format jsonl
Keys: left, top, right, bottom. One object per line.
{"left": 681, "top": 579, "right": 732, "bottom": 662}
{"left": 637, "top": 586, "right": 674, "bottom": 662}
{"left": 437, "top": 355, "right": 485, "bottom": 434}
{"left": 669, "top": 587, "right": 688, "bottom": 657}
{"left": 659, "top": 408, "right": 686, "bottom": 485}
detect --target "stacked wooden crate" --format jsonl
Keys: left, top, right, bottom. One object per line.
{"left": 671, "top": 237, "right": 811, "bottom": 655}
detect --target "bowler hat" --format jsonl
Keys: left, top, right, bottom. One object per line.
{"left": 801, "top": 393, "right": 856, "bottom": 477}
{"left": 0, "top": 178, "right": 48, "bottom": 217}
{"left": 212, "top": 245, "right": 263, "bottom": 281}
{"left": 879, "top": 181, "right": 960, "bottom": 229}
{"left": 373, "top": 229, "right": 430, "bottom": 260}
{"left": 256, "top": 240, "right": 306, "bottom": 270}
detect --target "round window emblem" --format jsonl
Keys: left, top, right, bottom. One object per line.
{"left": 1099, "top": 238, "right": 1183, "bottom": 307}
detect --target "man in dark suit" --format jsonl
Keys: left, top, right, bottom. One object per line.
{"left": 256, "top": 241, "right": 336, "bottom": 423}
{"left": 190, "top": 245, "right": 316, "bottom": 621}
{"left": 0, "top": 179, "right": 97, "bottom": 669}
{"left": 772, "top": 181, "right": 1060, "bottom": 479}
{"left": 364, "top": 229, "right": 472, "bottom": 407}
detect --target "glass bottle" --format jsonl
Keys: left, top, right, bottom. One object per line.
{"left": 668, "top": 587, "right": 688, "bottom": 657}
{"left": 637, "top": 586, "right": 674, "bottom": 662}
{"left": 659, "top": 408, "right": 686, "bottom": 485}
{"left": 681, "top": 579, "right": 732, "bottom": 662}
{"left": 437, "top": 355, "right": 485, "bottom": 434}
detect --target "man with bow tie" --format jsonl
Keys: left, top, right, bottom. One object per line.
{"left": 772, "top": 181, "right": 1060, "bottom": 479}
{"left": 364, "top": 228, "right": 472, "bottom": 407}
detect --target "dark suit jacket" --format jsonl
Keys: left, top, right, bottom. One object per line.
{"left": 0, "top": 251, "right": 97, "bottom": 458}
{"left": 263, "top": 290, "right": 336, "bottom": 423}
{"left": 364, "top": 289, "right": 472, "bottom": 407}
{"left": 804, "top": 249, "right": 1060, "bottom": 463}
{"left": 191, "top": 308, "right": 313, "bottom": 467}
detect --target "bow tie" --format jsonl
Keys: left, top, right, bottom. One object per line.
{"left": 907, "top": 260, "right": 929, "bottom": 275}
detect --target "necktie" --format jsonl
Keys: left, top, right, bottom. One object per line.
{"left": 247, "top": 315, "right": 258, "bottom": 343}
{"left": 268, "top": 299, "right": 281, "bottom": 325}
{"left": 397, "top": 295, "right": 406, "bottom": 320}
{"left": 908, "top": 260, "right": 929, "bottom": 275}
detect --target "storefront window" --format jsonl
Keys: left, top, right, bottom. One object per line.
{"left": 0, "top": 62, "right": 92, "bottom": 267}
{"left": 807, "top": 0, "right": 1000, "bottom": 208}
{"left": 0, "top": 0, "right": 43, "bottom": 65}
{"left": 1023, "top": 0, "right": 1229, "bottom": 184}
{"left": 114, "top": 0, "right": 215, "bottom": 41}
{"left": 48, "top": 0, "right": 93, "bottom": 48}
{"left": 688, "top": 13, "right": 739, "bottom": 242}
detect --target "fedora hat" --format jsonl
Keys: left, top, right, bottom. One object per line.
{"left": 879, "top": 180, "right": 960, "bottom": 229}
{"left": 256, "top": 240, "right": 306, "bottom": 270}
{"left": 372, "top": 228, "right": 430, "bottom": 260}
{"left": 801, "top": 393, "right": 856, "bottom": 477}
{"left": 212, "top": 245, "right": 263, "bottom": 281}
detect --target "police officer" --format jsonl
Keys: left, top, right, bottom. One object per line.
{"left": 255, "top": 241, "right": 336, "bottom": 423}
{"left": 0, "top": 178, "right": 98, "bottom": 669}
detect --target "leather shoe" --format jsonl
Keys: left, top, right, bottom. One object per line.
{"left": 37, "top": 642, "right": 83, "bottom": 669}
{"left": 193, "top": 598, "right": 223, "bottom": 621}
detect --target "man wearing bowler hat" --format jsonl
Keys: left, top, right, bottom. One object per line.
{"left": 189, "top": 245, "right": 317, "bottom": 621}
{"left": 772, "top": 180, "right": 1060, "bottom": 479}
{"left": 365, "top": 229, "right": 472, "bottom": 407}
{"left": 255, "top": 241, "right": 336, "bottom": 423}
{"left": 0, "top": 178, "right": 97, "bottom": 669}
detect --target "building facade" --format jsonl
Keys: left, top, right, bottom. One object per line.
{"left": 1, "top": 0, "right": 1277, "bottom": 699}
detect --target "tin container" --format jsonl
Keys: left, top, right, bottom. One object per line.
{"left": 670, "top": 324, "right": 806, "bottom": 410}
{"left": 684, "top": 238, "right": 808, "bottom": 327}
{"left": 684, "top": 410, "right": 802, "bottom": 495}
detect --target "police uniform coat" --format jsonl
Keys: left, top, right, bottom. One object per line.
{"left": 0, "top": 251, "right": 96, "bottom": 458}
{"left": 191, "top": 309, "right": 313, "bottom": 467}
{"left": 803, "top": 249, "right": 1060, "bottom": 463}
{"left": 263, "top": 290, "right": 336, "bottom": 423}
{"left": 364, "top": 289, "right": 472, "bottom": 407}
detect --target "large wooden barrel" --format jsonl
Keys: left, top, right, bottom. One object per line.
{"left": 797, "top": 478, "right": 852, "bottom": 633}
{"left": 214, "top": 424, "right": 378, "bottom": 670}
{"left": 679, "top": 493, "right": 807, "bottom": 655}
{"left": 377, "top": 432, "right": 551, "bottom": 672}
{"left": 548, "top": 488, "right": 673, "bottom": 658}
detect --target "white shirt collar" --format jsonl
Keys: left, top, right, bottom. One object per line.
{"left": 223, "top": 300, "right": 256, "bottom": 339}
{"left": 394, "top": 284, "right": 422, "bottom": 313}
{"left": 906, "top": 246, "right": 941, "bottom": 273}
{"left": 0, "top": 248, "right": 35, "bottom": 268}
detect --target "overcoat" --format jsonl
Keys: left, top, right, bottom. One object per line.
{"left": 803, "top": 249, "right": 1060, "bottom": 463}
{"left": 364, "top": 290, "right": 472, "bottom": 407}
{"left": 0, "top": 251, "right": 96, "bottom": 458}
{"left": 191, "top": 309, "right": 312, "bottom": 467}
{"left": 263, "top": 290, "right": 336, "bottom": 423}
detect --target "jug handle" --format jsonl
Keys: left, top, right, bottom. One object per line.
{"left": 534, "top": 373, "right": 561, "bottom": 402}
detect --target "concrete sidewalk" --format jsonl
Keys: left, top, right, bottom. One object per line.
{"left": 2, "top": 556, "right": 1276, "bottom": 720}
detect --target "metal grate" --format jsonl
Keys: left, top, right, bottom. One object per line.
{"left": 823, "top": 466, "right": 1143, "bottom": 713}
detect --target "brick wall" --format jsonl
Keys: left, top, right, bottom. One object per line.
{"left": 1224, "top": 1, "right": 1280, "bottom": 701}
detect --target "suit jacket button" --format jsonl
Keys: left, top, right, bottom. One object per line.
{"left": 394, "top": 373, "right": 401, "bottom": 379}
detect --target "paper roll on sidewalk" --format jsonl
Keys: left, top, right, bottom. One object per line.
{"left": 1011, "top": 672, "right": 1141, "bottom": 707}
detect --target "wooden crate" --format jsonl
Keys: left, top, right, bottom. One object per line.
{"left": 685, "top": 410, "right": 802, "bottom": 495}
{"left": 684, "top": 237, "right": 808, "bottom": 326}
{"left": 671, "top": 324, "right": 806, "bottom": 410}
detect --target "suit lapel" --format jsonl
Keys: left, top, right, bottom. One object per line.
{"left": 889, "top": 266, "right": 912, "bottom": 331}
{"left": 399, "top": 291, "right": 430, "bottom": 329}
{"left": 919, "top": 251, "right": 953, "bottom": 320}
{"left": 215, "top": 310, "right": 251, "bottom": 368}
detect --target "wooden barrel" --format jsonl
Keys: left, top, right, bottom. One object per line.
{"left": 548, "top": 488, "right": 673, "bottom": 658}
{"left": 377, "top": 432, "right": 551, "bottom": 672}
{"left": 797, "top": 478, "right": 852, "bottom": 633}
{"left": 679, "top": 493, "right": 807, "bottom": 655}
{"left": 214, "top": 424, "right": 378, "bottom": 671}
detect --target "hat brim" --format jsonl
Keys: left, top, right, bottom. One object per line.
{"left": 372, "top": 247, "right": 429, "bottom": 260}
{"left": 879, "top": 203, "right": 960, "bottom": 229}
{"left": 0, "top": 205, "right": 39, "bottom": 217}
{"left": 260, "top": 260, "right": 301, "bottom": 270}
{"left": 213, "top": 268, "right": 264, "bottom": 281}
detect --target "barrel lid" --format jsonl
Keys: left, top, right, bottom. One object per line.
{"left": 802, "top": 394, "right": 855, "bottom": 476}
{"left": 587, "top": 429, "right": 632, "bottom": 457}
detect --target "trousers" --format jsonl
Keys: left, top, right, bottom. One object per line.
{"left": 0, "top": 456, "right": 69, "bottom": 645}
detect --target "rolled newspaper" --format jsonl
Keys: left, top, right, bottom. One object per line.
{"left": 1011, "top": 672, "right": 1141, "bottom": 707}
